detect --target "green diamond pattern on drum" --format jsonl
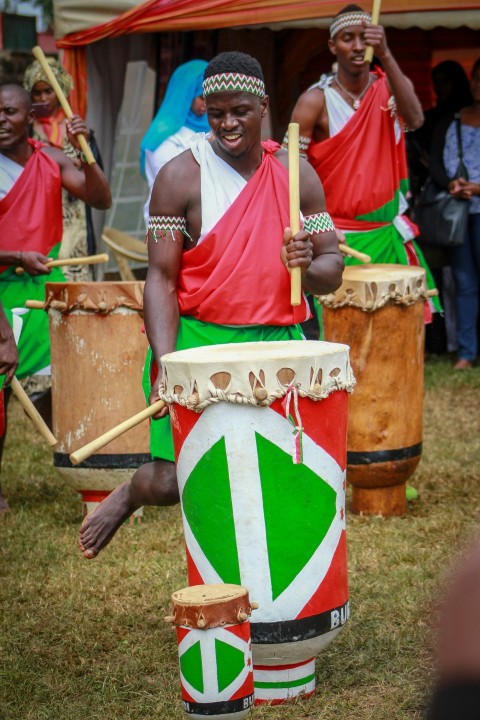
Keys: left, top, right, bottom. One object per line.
{"left": 182, "top": 437, "right": 241, "bottom": 585}
{"left": 256, "top": 432, "right": 337, "bottom": 600}
{"left": 180, "top": 640, "right": 204, "bottom": 694}
{"left": 215, "top": 639, "right": 246, "bottom": 692}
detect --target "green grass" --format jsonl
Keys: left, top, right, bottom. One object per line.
{"left": 1, "top": 356, "right": 480, "bottom": 719}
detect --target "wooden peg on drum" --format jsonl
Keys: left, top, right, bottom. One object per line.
{"left": 15, "top": 253, "right": 109, "bottom": 275}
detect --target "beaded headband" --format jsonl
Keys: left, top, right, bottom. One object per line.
{"left": 203, "top": 72, "right": 266, "bottom": 98}
{"left": 330, "top": 12, "right": 371, "bottom": 38}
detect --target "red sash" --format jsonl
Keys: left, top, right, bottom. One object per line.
{"left": 177, "top": 140, "right": 310, "bottom": 326}
{"left": 0, "top": 139, "right": 63, "bottom": 273}
{"left": 308, "top": 70, "right": 408, "bottom": 229}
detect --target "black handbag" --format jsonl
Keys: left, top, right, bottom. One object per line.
{"left": 415, "top": 116, "right": 469, "bottom": 248}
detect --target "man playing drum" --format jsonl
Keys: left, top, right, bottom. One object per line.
{"left": 0, "top": 83, "right": 111, "bottom": 511}
{"left": 79, "top": 51, "right": 344, "bottom": 559}
{"left": 286, "top": 4, "right": 440, "bottom": 314}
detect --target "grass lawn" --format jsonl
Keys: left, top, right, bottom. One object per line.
{"left": 1, "top": 356, "right": 479, "bottom": 720}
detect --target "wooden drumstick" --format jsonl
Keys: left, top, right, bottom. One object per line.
{"left": 16, "top": 253, "right": 109, "bottom": 275}
{"left": 338, "top": 244, "right": 371, "bottom": 263}
{"left": 364, "top": 0, "right": 382, "bottom": 64}
{"left": 70, "top": 399, "right": 166, "bottom": 465}
{"left": 31, "top": 45, "right": 96, "bottom": 165}
{"left": 10, "top": 377, "right": 57, "bottom": 447}
{"left": 25, "top": 300, "right": 45, "bottom": 309}
{"left": 288, "top": 123, "right": 302, "bottom": 307}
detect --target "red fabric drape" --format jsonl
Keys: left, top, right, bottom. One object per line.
{"left": 62, "top": 46, "right": 88, "bottom": 118}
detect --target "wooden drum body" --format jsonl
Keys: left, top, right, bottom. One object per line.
{"left": 161, "top": 341, "right": 354, "bottom": 704}
{"left": 45, "top": 282, "right": 149, "bottom": 515}
{"left": 320, "top": 264, "right": 428, "bottom": 516}
{"left": 167, "top": 584, "right": 256, "bottom": 720}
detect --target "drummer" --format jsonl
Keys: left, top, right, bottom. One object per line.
{"left": 79, "top": 51, "right": 343, "bottom": 559}
{"left": 0, "top": 83, "right": 111, "bottom": 511}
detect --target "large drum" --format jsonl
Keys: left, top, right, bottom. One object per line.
{"left": 319, "top": 264, "right": 430, "bottom": 516}
{"left": 45, "top": 282, "right": 150, "bottom": 516}
{"left": 160, "top": 340, "right": 355, "bottom": 704}
{"left": 166, "top": 584, "right": 256, "bottom": 720}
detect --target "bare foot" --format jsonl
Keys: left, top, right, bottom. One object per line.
{"left": 79, "top": 480, "right": 134, "bottom": 559}
{"left": 79, "top": 460, "right": 178, "bottom": 559}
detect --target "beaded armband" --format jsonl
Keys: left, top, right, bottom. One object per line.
{"left": 147, "top": 215, "right": 192, "bottom": 243}
{"left": 282, "top": 132, "right": 312, "bottom": 157}
{"left": 304, "top": 212, "right": 335, "bottom": 235}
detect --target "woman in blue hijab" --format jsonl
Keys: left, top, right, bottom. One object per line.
{"left": 140, "top": 59, "right": 210, "bottom": 218}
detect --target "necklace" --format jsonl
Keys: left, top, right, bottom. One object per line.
{"left": 334, "top": 74, "right": 371, "bottom": 110}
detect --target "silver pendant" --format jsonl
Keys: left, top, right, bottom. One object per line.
{"left": 352, "top": 99, "right": 360, "bottom": 110}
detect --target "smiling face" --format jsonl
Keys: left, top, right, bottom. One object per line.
{"left": 206, "top": 90, "right": 268, "bottom": 161}
{"left": 0, "top": 86, "right": 34, "bottom": 152}
{"left": 329, "top": 25, "right": 368, "bottom": 74}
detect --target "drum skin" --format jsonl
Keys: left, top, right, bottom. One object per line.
{"left": 323, "top": 300, "right": 425, "bottom": 516}
{"left": 46, "top": 282, "right": 150, "bottom": 508}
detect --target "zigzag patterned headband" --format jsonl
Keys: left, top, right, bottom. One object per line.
{"left": 203, "top": 72, "right": 266, "bottom": 98}
{"left": 330, "top": 12, "right": 371, "bottom": 38}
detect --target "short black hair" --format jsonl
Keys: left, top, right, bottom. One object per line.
{"left": 334, "top": 4, "right": 366, "bottom": 17}
{"left": 204, "top": 51, "right": 264, "bottom": 83}
{"left": 0, "top": 83, "right": 32, "bottom": 110}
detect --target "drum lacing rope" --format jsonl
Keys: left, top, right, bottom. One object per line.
{"left": 281, "top": 383, "right": 304, "bottom": 464}
{"left": 318, "top": 286, "right": 431, "bottom": 312}
{"left": 160, "top": 378, "right": 356, "bottom": 411}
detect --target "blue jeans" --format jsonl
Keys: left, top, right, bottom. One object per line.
{"left": 450, "top": 213, "right": 480, "bottom": 361}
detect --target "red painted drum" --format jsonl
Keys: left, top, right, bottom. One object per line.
{"left": 319, "top": 264, "right": 430, "bottom": 516}
{"left": 167, "top": 584, "right": 256, "bottom": 720}
{"left": 160, "top": 340, "right": 355, "bottom": 704}
{"left": 45, "top": 281, "right": 149, "bottom": 517}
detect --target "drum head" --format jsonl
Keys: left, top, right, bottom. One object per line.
{"left": 172, "top": 584, "right": 248, "bottom": 607}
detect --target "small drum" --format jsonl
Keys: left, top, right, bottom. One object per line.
{"left": 166, "top": 584, "right": 256, "bottom": 719}
{"left": 45, "top": 281, "right": 150, "bottom": 517}
{"left": 160, "top": 340, "right": 354, "bottom": 704}
{"left": 319, "top": 264, "right": 429, "bottom": 516}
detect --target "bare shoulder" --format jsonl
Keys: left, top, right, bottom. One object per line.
{"left": 273, "top": 146, "right": 326, "bottom": 215}
{"left": 291, "top": 87, "right": 325, "bottom": 121}
{"left": 273, "top": 146, "right": 288, "bottom": 167}
{"left": 274, "top": 146, "right": 321, "bottom": 182}
{"left": 150, "top": 147, "right": 200, "bottom": 216}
